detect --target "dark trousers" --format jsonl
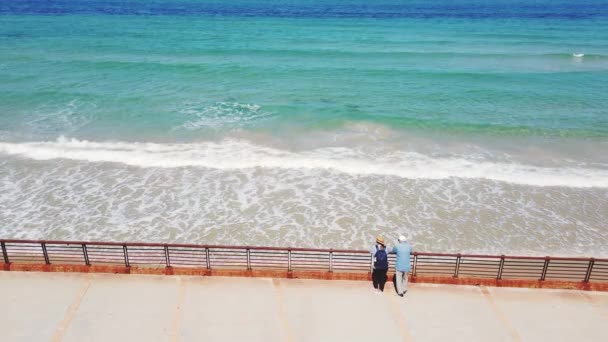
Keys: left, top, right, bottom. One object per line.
{"left": 372, "top": 268, "right": 388, "bottom": 291}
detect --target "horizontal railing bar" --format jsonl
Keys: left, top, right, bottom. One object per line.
{"left": 503, "top": 264, "right": 544, "bottom": 267}
{"left": 545, "top": 272, "right": 588, "bottom": 276}
{"left": 168, "top": 254, "right": 207, "bottom": 258}
{"left": 46, "top": 253, "right": 84, "bottom": 256}
{"left": 250, "top": 256, "right": 289, "bottom": 260}
{"left": 459, "top": 271, "right": 501, "bottom": 275}
{"left": 168, "top": 252, "right": 207, "bottom": 256}
{"left": 459, "top": 272, "right": 500, "bottom": 276}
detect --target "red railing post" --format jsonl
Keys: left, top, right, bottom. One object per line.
{"left": 540, "top": 256, "right": 550, "bottom": 281}
{"left": 246, "top": 248, "right": 251, "bottom": 270}
{"left": 123, "top": 245, "right": 130, "bottom": 267}
{"left": 82, "top": 244, "right": 90, "bottom": 266}
{"left": 1, "top": 241, "right": 9, "bottom": 264}
{"left": 164, "top": 245, "right": 171, "bottom": 267}
{"left": 497, "top": 255, "right": 505, "bottom": 280}
{"left": 205, "top": 247, "right": 211, "bottom": 269}
{"left": 454, "top": 254, "right": 461, "bottom": 278}
{"left": 584, "top": 258, "right": 595, "bottom": 283}
{"left": 41, "top": 242, "right": 50, "bottom": 265}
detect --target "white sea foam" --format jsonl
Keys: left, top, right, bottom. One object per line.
{"left": 1, "top": 157, "right": 607, "bottom": 257}
{"left": 26, "top": 99, "right": 96, "bottom": 135}
{"left": 177, "top": 101, "right": 274, "bottom": 130}
{"left": 1, "top": 137, "right": 607, "bottom": 188}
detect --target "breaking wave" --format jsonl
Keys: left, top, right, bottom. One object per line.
{"left": 1, "top": 137, "right": 607, "bottom": 188}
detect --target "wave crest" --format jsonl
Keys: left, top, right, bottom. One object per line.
{"left": 1, "top": 137, "right": 607, "bottom": 188}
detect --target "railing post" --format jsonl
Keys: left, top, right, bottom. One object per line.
{"left": 205, "top": 248, "right": 211, "bottom": 269}
{"left": 82, "top": 244, "right": 90, "bottom": 266}
{"left": 497, "top": 255, "right": 505, "bottom": 280}
{"left": 370, "top": 253, "right": 374, "bottom": 273}
{"left": 288, "top": 249, "right": 292, "bottom": 272}
{"left": 412, "top": 253, "right": 417, "bottom": 276}
{"left": 123, "top": 245, "right": 130, "bottom": 267}
{"left": 329, "top": 250, "right": 333, "bottom": 273}
{"left": 540, "top": 256, "right": 550, "bottom": 281}
{"left": 164, "top": 245, "right": 171, "bottom": 267}
{"left": 1, "top": 241, "right": 9, "bottom": 264}
{"left": 584, "top": 258, "right": 595, "bottom": 283}
{"left": 454, "top": 254, "right": 461, "bottom": 278}
{"left": 246, "top": 248, "right": 251, "bottom": 270}
{"left": 41, "top": 242, "right": 50, "bottom": 265}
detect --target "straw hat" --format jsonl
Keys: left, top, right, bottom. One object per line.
{"left": 376, "top": 236, "right": 385, "bottom": 246}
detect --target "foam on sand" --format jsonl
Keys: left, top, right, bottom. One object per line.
{"left": 1, "top": 137, "right": 607, "bottom": 188}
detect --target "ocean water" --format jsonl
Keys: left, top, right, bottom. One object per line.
{"left": 1, "top": 0, "right": 607, "bottom": 256}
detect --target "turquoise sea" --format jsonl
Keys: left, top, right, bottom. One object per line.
{"left": 1, "top": 0, "right": 607, "bottom": 256}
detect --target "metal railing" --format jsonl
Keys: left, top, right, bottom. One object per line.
{"left": 1, "top": 239, "right": 607, "bottom": 283}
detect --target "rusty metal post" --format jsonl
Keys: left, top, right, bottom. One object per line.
{"left": 540, "top": 256, "right": 550, "bottom": 281}
{"left": 497, "top": 255, "right": 505, "bottom": 280}
{"left": 288, "top": 249, "right": 292, "bottom": 272}
{"left": 123, "top": 245, "right": 130, "bottom": 267}
{"left": 164, "top": 245, "right": 171, "bottom": 267}
{"left": 329, "top": 250, "right": 333, "bottom": 273}
{"left": 41, "top": 242, "right": 50, "bottom": 265}
{"left": 246, "top": 248, "right": 251, "bottom": 270}
{"left": 205, "top": 247, "right": 211, "bottom": 269}
{"left": 1, "top": 241, "right": 9, "bottom": 264}
{"left": 584, "top": 258, "right": 595, "bottom": 283}
{"left": 454, "top": 254, "right": 461, "bottom": 278}
{"left": 82, "top": 244, "right": 90, "bottom": 266}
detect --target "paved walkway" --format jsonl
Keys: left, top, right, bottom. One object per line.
{"left": 1, "top": 271, "right": 607, "bottom": 342}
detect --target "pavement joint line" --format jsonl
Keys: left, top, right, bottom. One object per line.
{"left": 170, "top": 277, "right": 187, "bottom": 342}
{"left": 51, "top": 273, "right": 92, "bottom": 342}
{"left": 579, "top": 291, "right": 608, "bottom": 321}
{"left": 272, "top": 278, "right": 295, "bottom": 342}
{"left": 388, "top": 291, "right": 414, "bottom": 342}
{"left": 480, "top": 286, "right": 522, "bottom": 342}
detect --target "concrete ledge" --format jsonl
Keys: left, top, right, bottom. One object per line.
{"left": 2, "top": 262, "right": 607, "bottom": 291}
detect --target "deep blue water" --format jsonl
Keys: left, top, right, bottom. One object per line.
{"left": 2, "top": 0, "right": 607, "bottom": 18}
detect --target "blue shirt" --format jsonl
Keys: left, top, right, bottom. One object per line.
{"left": 390, "top": 242, "right": 412, "bottom": 272}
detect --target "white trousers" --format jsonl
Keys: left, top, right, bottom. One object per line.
{"left": 395, "top": 270, "right": 408, "bottom": 294}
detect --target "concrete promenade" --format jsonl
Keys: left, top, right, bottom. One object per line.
{"left": 1, "top": 271, "right": 607, "bottom": 342}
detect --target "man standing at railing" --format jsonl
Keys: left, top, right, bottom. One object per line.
{"left": 389, "top": 235, "right": 412, "bottom": 297}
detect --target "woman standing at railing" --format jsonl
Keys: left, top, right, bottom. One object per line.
{"left": 370, "top": 236, "right": 389, "bottom": 293}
